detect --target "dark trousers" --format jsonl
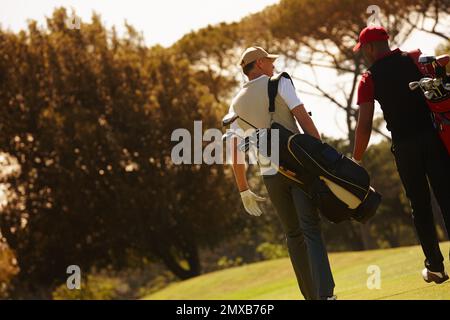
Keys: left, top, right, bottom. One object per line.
{"left": 263, "top": 172, "right": 335, "bottom": 300}
{"left": 393, "top": 129, "right": 450, "bottom": 272}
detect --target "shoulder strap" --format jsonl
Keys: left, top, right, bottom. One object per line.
{"left": 268, "top": 72, "right": 295, "bottom": 114}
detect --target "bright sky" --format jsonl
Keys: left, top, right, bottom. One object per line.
{"left": 0, "top": 0, "right": 279, "bottom": 46}
{"left": 0, "top": 0, "right": 448, "bottom": 139}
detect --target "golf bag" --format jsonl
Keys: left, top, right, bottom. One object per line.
{"left": 409, "top": 51, "right": 450, "bottom": 155}
{"left": 264, "top": 73, "right": 382, "bottom": 224}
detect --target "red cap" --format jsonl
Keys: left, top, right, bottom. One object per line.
{"left": 353, "top": 26, "right": 389, "bottom": 52}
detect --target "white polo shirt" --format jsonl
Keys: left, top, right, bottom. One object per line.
{"left": 229, "top": 74, "right": 303, "bottom": 132}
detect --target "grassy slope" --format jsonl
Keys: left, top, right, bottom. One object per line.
{"left": 145, "top": 242, "right": 450, "bottom": 300}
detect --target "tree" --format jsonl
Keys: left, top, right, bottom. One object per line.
{"left": 0, "top": 8, "right": 245, "bottom": 295}
{"left": 166, "top": 0, "right": 449, "bottom": 251}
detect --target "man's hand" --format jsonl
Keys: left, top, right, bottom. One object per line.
{"left": 240, "top": 190, "right": 266, "bottom": 216}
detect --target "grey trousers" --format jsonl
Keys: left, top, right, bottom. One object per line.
{"left": 263, "top": 172, "right": 335, "bottom": 300}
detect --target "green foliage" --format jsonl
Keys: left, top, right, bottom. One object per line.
{"left": 52, "top": 273, "right": 129, "bottom": 300}
{"left": 137, "top": 271, "right": 178, "bottom": 298}
{"left": 0, "top": 8, "right": 243, "bottom": 295}
{"left": 52, "top": 262, "right": 178, "bottom": 300}
{"left": 217, "top": 256, "right": 244, "bottom": 269}
{"left": 436, "top": 41, "right": 450, "bottom": 73}
{"left": 256, "top": 242, "right": 288, "bottom": 260}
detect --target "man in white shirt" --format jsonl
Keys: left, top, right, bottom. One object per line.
{"left": 227, "top": 46, "right": 335, "bottom": 300}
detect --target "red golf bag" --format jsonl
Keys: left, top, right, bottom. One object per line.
{"left": 409, "top": 50, "right": 450, "bottom": 155}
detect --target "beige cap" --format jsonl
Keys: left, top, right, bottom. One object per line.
{"left": 239, "top": 46, "right": 279, "bottom": 68}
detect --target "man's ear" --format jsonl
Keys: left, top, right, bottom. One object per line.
{"left": 255, "top": 58, "right": 263, "bottom": 69}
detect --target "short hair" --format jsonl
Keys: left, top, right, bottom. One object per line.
{"left": 242, "top": 61, "right": 256, "bottom": 77}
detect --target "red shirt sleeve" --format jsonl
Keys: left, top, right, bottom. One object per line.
{"left": 357, "top": 72, "right": 374, "bottom": 105}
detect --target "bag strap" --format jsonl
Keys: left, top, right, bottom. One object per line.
{"left": 268, "top": 72, "right": 295, "bottom": 115}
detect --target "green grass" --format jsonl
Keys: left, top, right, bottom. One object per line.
{"left": 144, "top": 242, "right": 450, "bottom": 300}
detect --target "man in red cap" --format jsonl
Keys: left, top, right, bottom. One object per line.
{"left": 352, "top": 26, "right": 450, "bottom": 284}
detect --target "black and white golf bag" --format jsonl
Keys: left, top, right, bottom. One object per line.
{"left": 262, "top": 73, "right": 382, "bottom": 224}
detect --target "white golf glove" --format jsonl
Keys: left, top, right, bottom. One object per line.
{"left": 240, "top": 189, "right": 266, "bottom": 217}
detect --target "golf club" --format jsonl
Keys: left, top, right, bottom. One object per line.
{"left": 409, "top": 81, "right": 420, "bottom": 91}
{"left": 222, "top": 111, "right": 259, "bottom": 130}
{"left": 222, "top": 112, "right": 240, "bottom": 127}
{"left": 222, "top": 115, "right": 258, "bottom": 153}
{"left": 222, "top": 112, "right": 274, "bottom": 154}
{"left": 222, "top": 131, "right": 252, "bottom": 153}
{"left": 418, "top": 55, "right": 436, "bottom": 64}
{"left": 444, "top": 83, "right": 450, "bottom": 92}
{"left": 421, "top": 78, "right": 434, "bottom": 91}
{"left": 433, "top": 78, "right": 442, "bottom": 88}
{"left": 424, "top": 91, "right": 435, "bottom": 100}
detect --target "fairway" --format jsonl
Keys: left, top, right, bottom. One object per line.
{"left": 145, "top": 242, "right": 450, "bottom": 300}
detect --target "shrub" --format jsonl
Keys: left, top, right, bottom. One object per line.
{"left": 256, "top": 242, "right": 288, "bottom": 260}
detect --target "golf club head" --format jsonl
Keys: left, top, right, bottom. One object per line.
{"left": 421, "top": 78, "right": 433, "bottom": 90}
{"left": 222, "top": 112, "right": 239, "bottom": 127}
{"left": 222, "top": 130, "right": 246, "bottom": 141}
{"left": 444, "top": 83, "right": 450, "bottom": 92}
{"left": 418, "top": 55, "right": 436, "bottom": 64}
{"left": 222, "top": 131, "right": 234, "bottom": 142}
{"left": 424, "top": 91, "right": 435, "bottom": 100}
{"left": 409, "top": 81, "right": 420, "bottom": 91}
{"left": 222, "top": 131, "right": 249, "bottom": 152}
{"left": 419, "top": 77, "right": 431, "bottom": 85}
{"left": 432, "top": 78, "right": 442, "bottom": 88}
